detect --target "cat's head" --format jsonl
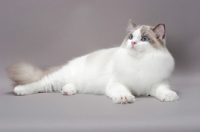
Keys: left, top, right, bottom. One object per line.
{"left": 122, "top": 20, "right": 166, "bottom": 54}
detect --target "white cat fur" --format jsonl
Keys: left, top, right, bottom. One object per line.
{"left": 7, "top": 20, "right": 179, "bottom": 104}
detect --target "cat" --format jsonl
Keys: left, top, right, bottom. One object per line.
{"left": 6, "top": 20, "right": 179, "bottom": 104}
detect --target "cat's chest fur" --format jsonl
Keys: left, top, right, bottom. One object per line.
{"left": 113, "top": 48, "right": 174, "bottom": 95}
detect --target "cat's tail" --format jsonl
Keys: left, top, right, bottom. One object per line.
{"left": 6, "top": 62, "right": 46, "bottom": 87}
{"left": 6, "top": 62, "right": 63, "bottom": 87}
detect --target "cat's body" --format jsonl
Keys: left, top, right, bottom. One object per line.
{"left": 7, "top": 20, "right": 179, "bottom": 104}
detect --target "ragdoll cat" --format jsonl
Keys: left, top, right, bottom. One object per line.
{"left": 6, "top": 20, "right": 179, "bottom": 104}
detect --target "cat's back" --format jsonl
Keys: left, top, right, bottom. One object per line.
{"left": 85, "top": 47, "right": 117, "bottom": 66}
{"left": 67, "top": 47, "right": 117, "bottom": 68}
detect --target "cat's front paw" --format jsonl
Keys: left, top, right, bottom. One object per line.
{"left": 61, "top": 84, "right": 77, "bottom": 96}
{"left": 112, "top": 94, "right": 135, "bottom": 104}
{"left": 160, "top": 91, "right": 179, "bottom": 102}
{"left": 14, "top": 85, "right": 32, "bottom": 96}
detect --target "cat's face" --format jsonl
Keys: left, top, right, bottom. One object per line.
{"left": 122, "top": 20, "right": 166, "bottom": 54}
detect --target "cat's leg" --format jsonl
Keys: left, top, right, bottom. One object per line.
{"left": 61, "top": 84, "right": 78, "bottom": 95}
{"left": 14, "top": 72, "right": 66, "bottom": 95}
{"left": 150, "top": 83, "right": 179, "bottom": 102}
{"left": 106, "top": 82, "right": 135, "bottom": 104}
{"left": 14, "top": 84, "right": 40, "bottom": 95}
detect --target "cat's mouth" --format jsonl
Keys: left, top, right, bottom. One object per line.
{"left": 131, "top": 45, "right": 144, "bottom": 53}
{"left": 131, "top": 45, "right": 135, "bottom": 50}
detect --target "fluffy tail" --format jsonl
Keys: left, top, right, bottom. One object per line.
{"left": 6, "top": 62, "right": 46, "bottom": 87}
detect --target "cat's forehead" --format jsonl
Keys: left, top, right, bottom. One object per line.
{"left": 141, "top": 25, "right": 154, "bottom": 34}
{"left": 132, "top": 25, "right": 154, "bottom": 36}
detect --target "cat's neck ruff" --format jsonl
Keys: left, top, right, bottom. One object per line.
{"left": 113, "top": 47, "right": 174, "bottom": 86}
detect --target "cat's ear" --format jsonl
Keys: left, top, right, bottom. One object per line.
{"left": 153, "top": 24, "right": 165, "bottom": 39}
{"left": 127, "top": 19, "right": 137, "bottom": 31}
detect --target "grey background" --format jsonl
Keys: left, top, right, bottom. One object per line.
{"left": 0, "top": 0, "right": 200, "bottom": 132}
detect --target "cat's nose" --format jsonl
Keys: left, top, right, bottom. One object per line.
{"left": 131, "top": 41, "right": 137, "bottom": 45}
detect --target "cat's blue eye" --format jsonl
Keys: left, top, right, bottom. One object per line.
{"left": 129, "top": 34, "right": 133, "bottom": 40}
{"left": 141, "top": 36, "right": 149, "bottom": 42}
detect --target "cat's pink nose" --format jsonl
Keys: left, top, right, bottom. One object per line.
{"left": 131, "top": 41, "right": 136, "bottom": 45}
